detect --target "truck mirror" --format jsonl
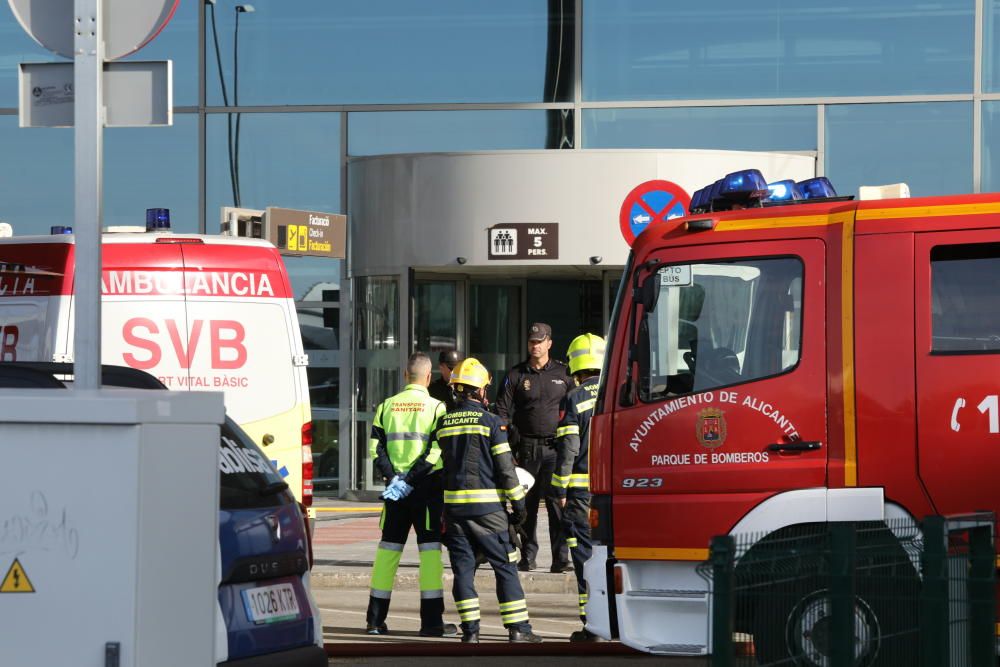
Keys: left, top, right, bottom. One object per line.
{"left": 639, "top": 273, "right": 661, "bottom": 312}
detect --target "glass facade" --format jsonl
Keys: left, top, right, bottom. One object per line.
{"left": 0, "top": 1, "right": 995, "bottom": 493}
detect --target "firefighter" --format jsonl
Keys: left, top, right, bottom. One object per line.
{"left": 552, "top": 333, "right": 605, "bottom": 641}
{"left": 496, "top": 322, "right": 573, "bottom": 572}
{"left": 365, "top": 352, "right": 458, "bottom": 637}
{"left": 436, "top": 357, "right": 544, "bottom": 644}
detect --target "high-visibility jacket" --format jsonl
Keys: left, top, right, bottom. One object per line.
{"left": 552, "top": 376, "right": 600, "bottom": 497}
{"left": 435, "top": 399, "right": 526, "bottom": 518}
{"left": 369, "top": 384, "right": 445, "bottom": 484}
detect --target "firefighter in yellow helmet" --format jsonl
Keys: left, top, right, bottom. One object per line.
{"left": 553, "top": 333, "right": 606, "bottom": 641}
{"left": 436, "top": 358, "right": 543, "bottom": 644}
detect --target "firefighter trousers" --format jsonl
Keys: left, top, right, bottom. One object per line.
{"left": 445, "top": 510, "right": 533, "bottom": 634}
{"left": 366, "top": 473, "right": 445, "bottom": 631}
{"left": 563, "top": 491, "right": 592, "bottom": 621}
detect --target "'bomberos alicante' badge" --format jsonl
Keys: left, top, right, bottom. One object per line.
{"left": 696, "top": 407, "right": 727, "bottom": 448}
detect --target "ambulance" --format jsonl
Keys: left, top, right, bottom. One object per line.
{"left": 0, "top": 211, "right": 314, "bottom": 512}
{"left": 585, "top": 171, "right": 1000, "bottom": 661}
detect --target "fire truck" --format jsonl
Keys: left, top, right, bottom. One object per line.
{"left": 583, "top": 170, "right": 1000, "bottom": 659}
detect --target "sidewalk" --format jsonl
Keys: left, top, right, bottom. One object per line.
{"left": 310, "top": 496, "right": 578, "bottom": 594}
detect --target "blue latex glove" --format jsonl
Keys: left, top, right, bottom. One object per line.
{"left": 381, "top": 475, "right": 402, "bottom": 501}
{"left": 396, "top": 479, "right": 414, "bottom": 499}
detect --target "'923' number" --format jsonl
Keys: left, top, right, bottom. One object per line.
{"left": 621, "top": 477, "right": 663, "bottom": 489}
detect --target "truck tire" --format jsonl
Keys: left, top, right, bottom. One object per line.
{"left": 745, "top": 526, "right": 918, "bottom": 666}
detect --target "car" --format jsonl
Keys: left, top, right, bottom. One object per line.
{"left": 0, "top": 362, "right": 327, "bottom": 667}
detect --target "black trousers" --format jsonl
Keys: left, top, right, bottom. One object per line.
{"left": 562, "top": 491, "right": 593, "bottom": 621}
{"left": 518, "top": 441, "right": 568, "bottom": 567}
{"left": 445, "top": 511, "right": 532, "bottom": 634}
{"left": 366, "top": 474, "right": 445, "bottom": 631}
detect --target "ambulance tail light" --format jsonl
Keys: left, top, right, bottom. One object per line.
{"left": 298, "top": 501, "right": 314, "bottom": 567}
{"left": 797, "top": 177, "right": 838, "bottom": 199}
{"left": 301, "top": 421, "right": 314, "bottom": 507}
{"left": 145, "top": 207, "right": 171, "bottom": 232}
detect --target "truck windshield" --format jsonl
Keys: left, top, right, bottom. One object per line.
{"left": 640, "top": 256, "right": 802, "bottom": 400}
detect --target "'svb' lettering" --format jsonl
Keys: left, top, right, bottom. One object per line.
{"left": 0, "top": 325, "right": 18, "bottom": 361}
{"left": 122, "top": 318, "right": 248, "bottom": 370}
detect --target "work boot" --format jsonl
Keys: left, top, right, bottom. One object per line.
{"left": 419, "top": 623, "right": 460, "bottom": 638}
{"left": 461, "top": 631, "right": 479, "bottom": 644}
{"left": 549, "top": 561, "right": 573, "bottom": 573}
{"left": 365, "top": 623, "right": 389, "bottom": 635}
{"left": 569, "top": 628, "right": 604, "bottom": 642}
{"left": 517, "top": 559, "right": 536, "bottom": 572}
{"left": 508, "top": 628, "right": 543, "bottom": 643}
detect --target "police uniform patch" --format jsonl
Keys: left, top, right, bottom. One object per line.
{"left": 696, "top": 407, "right": 727, "bottom": 448}
{"left": 523, "top": 378, "right": 531, "bottom": 391}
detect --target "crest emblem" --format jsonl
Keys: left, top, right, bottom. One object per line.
{"left": 696, "top": 408, "right": 726, "bottom": 448}
{"left": 523, "top": 378, "right": 531, "bottom": 391}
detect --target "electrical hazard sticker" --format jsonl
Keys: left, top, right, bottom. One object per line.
{"left": 1, "top": 558, "right": 35, "bottom": 593}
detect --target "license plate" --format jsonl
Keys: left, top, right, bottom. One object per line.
{"left": 241, "top": 583, "right": 300, "bottom": 624}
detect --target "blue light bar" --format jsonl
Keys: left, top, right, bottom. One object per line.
{"left": 706, "top": 179, "right": 724, "bottom": 210}
{"left": 719, "top": 169, "right": 769, "bottom": 199}
{"left": 145, "top": 208, "right": 171, "bottom": 231}
{"left": 797, "top": 177, "right": 838, "bottom": 199}
{"left": 766, "top": 179, "right": 804, "bottom": 202}
{"left": 50, "top": 226, "right": 73, "bottom": 235}
{"left": 690, "top": 187, "right": 707, "bottom": 212}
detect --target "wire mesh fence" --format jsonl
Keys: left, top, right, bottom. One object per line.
{"left": 702, "top": 514, "right": 995, "bottom": 667}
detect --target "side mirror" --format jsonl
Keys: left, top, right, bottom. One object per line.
{"left": 639, "top": 272, "right": 661, "bottom": 312}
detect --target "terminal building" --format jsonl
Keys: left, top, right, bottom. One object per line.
{"left": 0, "top": 1, "right": 995, "bottom": 495}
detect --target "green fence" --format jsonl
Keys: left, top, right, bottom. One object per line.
{"left": 704, "top": 515, "right": 995, "bottom": 667}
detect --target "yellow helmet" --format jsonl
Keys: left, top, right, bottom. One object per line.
{"left": 449, "top": 357, "right": 491, "bottom": 389}
{"left": 567, "top": 333, "right": 606, "bottom": 375}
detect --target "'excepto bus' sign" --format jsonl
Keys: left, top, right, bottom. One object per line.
{"left": 266, "top": 207, "right": 346, "bottom": 259}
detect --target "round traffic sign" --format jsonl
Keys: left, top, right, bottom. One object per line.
{"left": 618, "top": 180, "right": 691, "bottom": 246}
{"left": 8, "top": 0, "right": 180, "bottom": 61}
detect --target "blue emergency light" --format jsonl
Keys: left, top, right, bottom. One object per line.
{"left": 719, "top": 169, "right": 769, "bottom": 199}
{"left": 145, "top": 208, "right": 171, "bottom": 231}
{"left": 690, "top": 187, "right": 708, "bottom": 213}
{"left": 50, "top": 226, "right": 73, "bottom": 235}
{"left": 706, "top": 179, "right": 724, "bottom": 209}
{"left": 766, "top": 179, "right": 804, "bottom": 202}
{"left": 797, "top": 177, "right": 838, "bottom": 199}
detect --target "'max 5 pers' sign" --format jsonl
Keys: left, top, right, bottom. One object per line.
{"left": 266, "top": 207, "right": 346, "bottom": 259}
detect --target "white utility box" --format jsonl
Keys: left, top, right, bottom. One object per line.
{"left": 0, "top": 389, "right": 224, "bottom": 667}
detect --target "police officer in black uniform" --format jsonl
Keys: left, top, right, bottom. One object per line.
{"left": 429, "top": 349, "right": 463, "bottom": 411}
{"left": 496, "top": 322, "right": 573, "bottom": 572}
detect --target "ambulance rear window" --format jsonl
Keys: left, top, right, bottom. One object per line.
{"left": 931, "top": 243, "right": 1000, "bottom": 353}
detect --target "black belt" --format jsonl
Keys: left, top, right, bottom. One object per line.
{"left": 520, "top": 436, "right": 556, "bottom": 446}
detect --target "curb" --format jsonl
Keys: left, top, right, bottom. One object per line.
{"left": 311, "top": 565, "right": 579, "bottom": 594}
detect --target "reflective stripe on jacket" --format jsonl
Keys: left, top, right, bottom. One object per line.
{"left": 552, "top": 376, "right": 599, "bottom": 496}
{"left": 369, "top": 384, "right": 445, "bottom": 483}
{"left": 437, "top": 399, "right": 525, "bottom": 518}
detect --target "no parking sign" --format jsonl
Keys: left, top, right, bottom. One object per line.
{"left": 619, "top": 180, "right": 691, "bottom": 245}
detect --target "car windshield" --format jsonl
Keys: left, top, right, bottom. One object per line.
{"left": 219, "top": 419, "right": 289, "bottom": 510}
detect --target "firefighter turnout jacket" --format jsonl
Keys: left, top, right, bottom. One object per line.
{"left": 552, "top": 376, "right": 600, "bottom": 497}
{"left": 369, "top": 384, "right": 445, "bottom": 484}
{"left": 436, "top": 399, "right": 527, "bottom": 517}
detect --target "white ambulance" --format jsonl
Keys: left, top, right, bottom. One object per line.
{"left": 0, "top": 218, "right": 315, "bottom": 511}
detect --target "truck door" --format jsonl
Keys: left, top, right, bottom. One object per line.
{"left": 613, "top": 239, "right": 828, "bottom": 550}
{"left": 914, "top": 231, "right": 1000, "bottom": 517}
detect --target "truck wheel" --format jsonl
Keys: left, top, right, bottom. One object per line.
{"left": 747, "top": 533, "right": 918, "bottom": 666}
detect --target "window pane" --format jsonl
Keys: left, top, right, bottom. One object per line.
{"left": 931, "top": 243, "right": 1000, "bottom": 353}
{"left": 825, "top": 102, "right": 972, "bottom": 198}
{"left": 981, "top": 102, "right": 1000, "bottom": 191}
{"left": 414, "top": 281, "right": 457, "bottom": 356}
{"left": 584, "top": 0, "right": 974, "bottom": 101}
{"left": 984, "top": 0, "right": 1000, "bottom": 92}
{"left": 584, "top": 106, "right": 816, "bottom": 151}
{"left": 205, "top": 1, "right": 550, "bottom": 105}
{"left": 349, "top": 111, "right": 553, "bottom": 155}
{"left": 641, "top": 258, "right": 803, "bottom": 400}
{"left": 313, "top": 418, "right": 340, "bottom": 495}
{"left": 0, "top": 114, "right": 197, "bottom": 236}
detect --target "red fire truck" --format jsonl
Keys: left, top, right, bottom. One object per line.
{"left": 584, "top": 171, "right": 1000, "bottom": 659}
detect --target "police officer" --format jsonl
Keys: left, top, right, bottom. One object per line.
{"left": 428, "top": 349, "right": 463, "bottom": 411}
{"left": 496, "top": 322, "right": 572, "bottom": 572}
{"left": 365, "top": 352, "right": 457, "bottom": 638}
{"left": 434, "top": 357, "right": 543, "bottom": 644}
{"left": 552, "top": 334, "right": 605, "bottom": 641}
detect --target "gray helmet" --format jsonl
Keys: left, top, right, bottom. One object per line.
{"left": 439, "top": 349, "right": 463, "bottom": 369}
